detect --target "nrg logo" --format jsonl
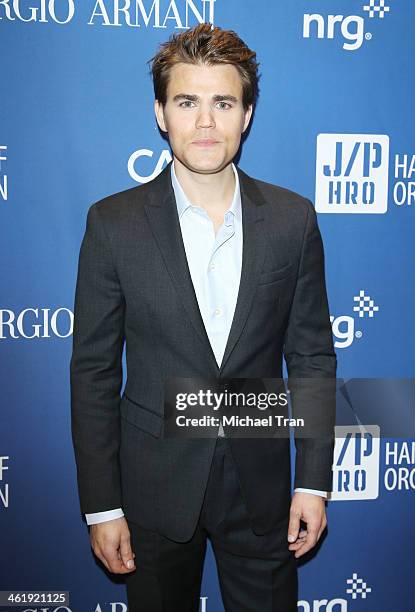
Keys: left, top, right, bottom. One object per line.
{"left": 303, "top": 1, "right": 390, "bottom": 51}
{"left": 330, "top": 290, "right": 380, "bottom": 349}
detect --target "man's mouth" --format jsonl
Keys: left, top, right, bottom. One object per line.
{"left": 192, "top": 139, "right": 219, "bottom": 147}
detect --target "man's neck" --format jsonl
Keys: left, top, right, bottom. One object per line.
{"left": 173, "top": 157, "right": 235, "bottom": 214}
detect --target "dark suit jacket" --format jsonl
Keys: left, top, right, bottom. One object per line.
{"left": 70, "top": 159, "right": 337, "bottom": 541}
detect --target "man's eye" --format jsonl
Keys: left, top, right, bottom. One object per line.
{"left": 178, "top": 101, "right": 232, "bottom": 109}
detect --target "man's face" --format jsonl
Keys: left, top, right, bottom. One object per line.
{"left": 154, "top": 62, "right": 253, "bottom": 174}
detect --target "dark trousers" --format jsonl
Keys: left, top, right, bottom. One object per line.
{"left": 125, "top": 436, "right": 298, "bottom": 611}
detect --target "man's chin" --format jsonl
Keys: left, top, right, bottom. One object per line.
{"left": 178, "top": 157, "right": 231, "bottom": 175}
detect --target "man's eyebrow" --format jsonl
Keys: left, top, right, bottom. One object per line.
{"left": 172, "top": 94, "right": 238, "bottom": 104}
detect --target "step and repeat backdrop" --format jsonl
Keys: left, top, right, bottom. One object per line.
{"left": 1, "top": 1, "right": 414, "bottom": 610}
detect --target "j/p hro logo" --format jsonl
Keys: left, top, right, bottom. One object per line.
{"left": 330, "top": 425, "right": 380, "bottom": 501}
{"left": 315, "top": 134, "right": 390, "bottom": 214}
{"left": 303, "top": 0, "right": 390, "bottom": 51}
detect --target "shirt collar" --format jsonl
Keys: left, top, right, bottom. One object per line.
{"left": 170, "top": 159, "right": 241, "bottom": 221}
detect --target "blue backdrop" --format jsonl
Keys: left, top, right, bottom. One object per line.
{"left": 1, "top": 1, "right": 414, "bottom": 610}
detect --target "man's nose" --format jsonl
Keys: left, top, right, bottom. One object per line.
{"left": 196, "top": 105, "right": 215, "bottom": 129}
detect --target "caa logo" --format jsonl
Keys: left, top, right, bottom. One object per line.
{"left": 303, "top": 1, "right": 390, "bottom": 51}
{"left": 315, "top": 134, "right": 390, "bottom": 214}
{"left": 330, "top": 425, "right": 380, "bottom": 500}
{"left": 127, "top": 149, "right": 172, "bottom": 183}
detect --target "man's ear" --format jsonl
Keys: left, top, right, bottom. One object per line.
{"left": 242, "top": 104, "right": 253, "bottom": 134}
{"left": 154, "top": 99, "right": 168, "bottom": 133}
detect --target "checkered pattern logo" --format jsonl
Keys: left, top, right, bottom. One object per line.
{"left": 363, "top": 0, "right": 390, "bottom": 18}
{"left": 346, "top": 573, "right": 372, "bottom": 599}
{"left": 353, "top": 290, "right": 379, "bottom": 318}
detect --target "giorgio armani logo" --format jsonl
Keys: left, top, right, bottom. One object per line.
{"left": 0, "top": 0, "right": 217, "bottom": 27}
{"left": 0, "top": 0, "right": 75, "bottom": 23}
{"left": 87, "top": 0, "right": 216, "bottom": 27}
{"left": 0, "top": 308, "right": 73, "bottom": 339}
{"left": 0, "top": 144, "right": 7, "bottom": 201}
{"left": 0, "top": 455, "right": 9, "bottom": 509}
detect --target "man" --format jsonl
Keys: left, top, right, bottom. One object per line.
{"left": 70, "top": 22, "right": 336, "bottom": 611}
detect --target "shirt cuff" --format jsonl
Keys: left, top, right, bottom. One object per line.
{"left": 294, "top": 488, "right": 328, "bottom": 498}
{"left": 85, "top": 508, "right": 125, "bottom": 525}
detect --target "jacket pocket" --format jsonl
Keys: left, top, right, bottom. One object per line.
{"left": 258, "top": 262, "right": 295, "bottom": 286}
{"left": 120, "top": 394, "right": 163, "bottom": 438}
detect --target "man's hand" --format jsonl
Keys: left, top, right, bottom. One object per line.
{"left": 90, "top": 517, "right": 136, "bottom": 574}
{"left": 287, "top": 492, "right": 327, "bottom": 558}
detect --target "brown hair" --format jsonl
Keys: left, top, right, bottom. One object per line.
{"left": 147, "top": 23, "right": 260, "bottom": 112}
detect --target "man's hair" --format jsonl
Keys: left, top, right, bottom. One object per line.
{"left": 147, "top": 23, "right": 260, "bottom": 112}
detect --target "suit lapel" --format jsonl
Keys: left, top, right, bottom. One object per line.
{"left": 144, "top": 161, "right": 219, "bottom": 373}
{"left": 219, "top": 166, "right": 266, "bottom": 373}
{"left": 143, "top": 160, "right": 267, "bottom": 376}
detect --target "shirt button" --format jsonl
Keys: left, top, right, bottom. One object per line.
{"left": 214, "top": 308, "right": 222, "bottom": 316}
{"left": 209, "top": 263, "right": 215, "bottom": 270}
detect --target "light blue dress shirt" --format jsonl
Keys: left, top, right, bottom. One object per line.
{"left": 85, "top": 161, "right": 327, "bottom": 525}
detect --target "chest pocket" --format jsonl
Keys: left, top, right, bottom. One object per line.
{"left": 258, "top": 262, "right": 295, "bottom": 286}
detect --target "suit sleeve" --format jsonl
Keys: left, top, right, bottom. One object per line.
{"left": 283, "top": 199, "right": 337, "bottom": 492}
{"left": 70, "top": 203, "right": 125, "bottom": 515}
